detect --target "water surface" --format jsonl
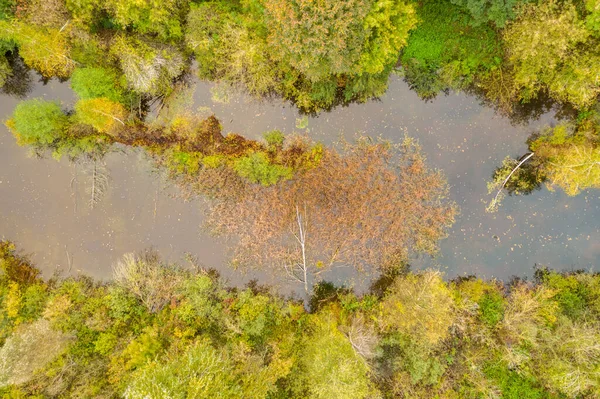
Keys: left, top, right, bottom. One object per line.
{"left": 1, "top": 71, "right": 598, "bottom": 291}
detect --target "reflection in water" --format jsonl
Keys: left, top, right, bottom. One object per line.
{"left": 1, "top": 52, "right": 34, "bottom": 98}
{"left": 465, "top": 84, "right": 578, "bottom": 127}
{"left": 0, "top": 68, "right": 599, "bottom": 291}
{"left": 78, "top": 158, "right": 111, "bottom": 210}
{"left": 489, "top": 154, "right": 544, "bottom": 197}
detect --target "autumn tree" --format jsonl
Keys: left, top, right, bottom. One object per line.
{"left": 529, "top": 123, "right": 600, "bottom": 195}
{"left": 487, "top": 119, "right": 600, "bottom": 211}
{"left": 0, "top": 21, "right": 75, "bottom": 78}
{"left": 66, "top": 0, "right": 186, "bottom": 41}
{"left": 110, "top": 35, "right": 186, "bottom": 96}
{"left": 504, "top": 0, "right": 600, "bottom": 108}
{"left": 209, "top": 138, "right": 456, "bottom": 292}
{"left": 75, "top": 98, "right": 127, "bottom": 134}
{"left": 379, "top": 271, "right": 456, "bottom": 346}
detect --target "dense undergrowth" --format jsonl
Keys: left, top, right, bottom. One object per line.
{"left": 1, "top": 242, "right": 600, "bottom": 398}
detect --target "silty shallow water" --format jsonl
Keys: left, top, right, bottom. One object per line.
{"left": 1, "top": 70, "right": 598, "bottom": 293}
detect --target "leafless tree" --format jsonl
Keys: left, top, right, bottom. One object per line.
{"left": 342, "top": 315, "right": 378, "bottom": 360}
{"left": 82, "top": 159, "right": 109, "bottom": 209}
{"left": 208, "top": 137, "right": 457, "bottom": 292}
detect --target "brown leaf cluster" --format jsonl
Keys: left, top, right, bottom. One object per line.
{"left": 209, "top": 138, "right": 457, "bottom": 281}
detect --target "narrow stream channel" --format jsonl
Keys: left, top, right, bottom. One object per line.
{"left": 1, "top": 69, "right": 599, "bottom": 291}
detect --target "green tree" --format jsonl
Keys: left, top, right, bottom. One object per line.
{"left": 263, "top": 0, "right": 416, "bottom": 81}
{"left": 504, "top": 0, "right": 600, "bottom": 108}
{"left": 293, "top": 311, "right": 379, "bottom": 399}
{"left": 587, "top": 0, "right": 600, "bottom": 35}
{"left": 6, "top": 99, "right": 69, "bottom": 145}
{"left": 450, "top": 0, "right": 529, "bottom": 27}
{"left": 66, "top": 0, "right": 185, "bottom": 41}
{"left": 105, "top": 0, "right": 185, "bottom": 41}
{"left": 0, "top": 0, "right": 14, "bottom": 20}
{"left": 186, "top": 0, "right": 416, "bottom": 110}
{"left": 71, "top": 67, "right": 127, "bottom": 103}
{"left": 185, "top": 3, "right": 279, "bottom": 97}
{"left": 401, "top": 0, "right": 502, "bottom": 98}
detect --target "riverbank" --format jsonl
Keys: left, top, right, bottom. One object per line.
{"left": 1, "top": 241, "right": 599, "bottom": 398}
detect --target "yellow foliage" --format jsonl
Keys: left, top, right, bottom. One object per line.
{"left": 380, "top": 270, "right": 455, "bottom": 346}
{"left": 43, "top": 294, "right": 73, "bottom": 322}
{"left": 5, "top": 282, "right": 22, "bottom": 320}
{"left": 0, "top": 21, "right": 75, "bottom": 78}
{"left": 454, "top": 278, "right": 498, "bottom": 304}
{"left": 544, "top": 142, "right": 600, "bottom": 195}
{"left": 504, "top": 0, "right": 599, "bottom": 108}
{"left": 75, "top": 98, "right": 127, "bottom": 134}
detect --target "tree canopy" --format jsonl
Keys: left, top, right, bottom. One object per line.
{"left": 7, "top": 99, "right": 70, "bottom": 145}
{"left": 504, "top": 0, "right": 600, "bottom": 108}
{"left": 2, "top": 243, "right": 600, "bottom": 398}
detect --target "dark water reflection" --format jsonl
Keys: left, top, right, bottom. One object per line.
{"left": 0, "top": 71, "right": 599, "bottom": 292}
{"left": 192, "top": 80, "right": 600, "bottom": 280}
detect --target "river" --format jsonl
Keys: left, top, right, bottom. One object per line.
{"left": 1, "top": 66, "right": 599, "bottom": 292}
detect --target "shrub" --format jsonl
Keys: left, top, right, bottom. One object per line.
{"left": 233, "top": 152, "right": 293, "bottom": 186}
{"left": 75, "top": 98, "right": 127, "bottom": 134}
{"left": 113, "top": 252, "right": 186, "bottom": 313}
{"left": 71, "top": 67, "right": 126, "bottom": 103}
{"left": 0, "top": 54, "right": 10, "bottom": 87}
{"left": 7, "top": 99, "right": 69, "bottom": 145}
{"left": 263, "top": 130, "right": 285, "bottom": 148}
{"left": 478, "top": 289, "right": 505, "bottom": 328}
